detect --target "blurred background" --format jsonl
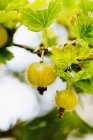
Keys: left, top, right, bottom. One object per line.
{"left": 0, "top": 0, "right": 93, "bottom": 140}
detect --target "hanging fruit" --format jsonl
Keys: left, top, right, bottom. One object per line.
{"left": 55, "top": 89, "right": 78, "bottom": 118}
{"left": 26, "top": 62, "right": 57, "bottom": 87}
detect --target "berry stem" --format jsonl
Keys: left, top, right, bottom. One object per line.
{"left": 66, "top": 80, "right": 71, "bottom": 90}
{"left": 40, "top": 49, "right": 44, "bottom": 63}
{"left": 43, "top": 28, "right": 48, "bottom": 49}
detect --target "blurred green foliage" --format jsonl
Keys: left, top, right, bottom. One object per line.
{"left": 57, "top": 0, "right": 79, "bottom": 29}
{"left": 12, "top": 109, "right": 93, "bottom": 140}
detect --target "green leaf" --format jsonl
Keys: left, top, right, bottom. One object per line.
{"left": 0, "top": 0, "right": 12, "bottom": 10}
{"left": 20, "top": 8, "right": 47, "bottom": 31}
{"left": 70, "top": 13, "right": 93, "bottom": 46}
{"left": 71, "top": 69, "right": 91, "bottom": 84}
{"left": 46, "top": 0, "right": 62, "bottom": 26}
{"left": 51, "top": 44, "right": 93, "bottom": 80}
{"left": 51, "top": 44, "right": 92, "bottom": 70}
{"left": 6, "top": 0, "right": 28, "bottom": 11}
{"left": 0, "top": 48, "right": 14, "bottom": 64}
{"left": 51, "top": 45, "right": 77, "bottom": 70}
{"left": 55, "top": 65, "right": 72, "bottom": 80}
{"left": 62, "top": 0, "right": 78, "bottom": 10}
{"left": 0, "top": 0, "right": 28, "bottom": 28}
{"left": 70, "top": 60, "right": 93, "bottom": 85}
{"left": 51, "top": 44, "right": 78, "bottom": 80}
{"left": 57, "top": 0, "right": 79, "bottom": 28}
{"left": 28, "top": 0, "right": 50, "bottom": 10}
{"left": 79, "top": 0, "right": 93, "bottom": 14}
{"left": 0, "top": 10, "right": 19, "bottom": 28}
{"left": 75, "top": 77, "right": 93, "bottom": 93}
{"left": 0, "top": 0, "right": 28, "bottom": 11}
{"left": 20, "top": 0, "right": 62, "bottom": 32}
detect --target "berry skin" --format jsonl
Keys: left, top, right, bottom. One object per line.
{"left": 26, "top": 62, "right": 57, "bottom": 87}
{"left": 0, "top": 26, "right": 8, "bottom": 48}
{"left": 55, "top": 90, "right": 78, "bottom": 110}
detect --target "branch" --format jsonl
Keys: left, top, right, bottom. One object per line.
{"left": 13, "top": 43, "right": 35, "bottom": 53}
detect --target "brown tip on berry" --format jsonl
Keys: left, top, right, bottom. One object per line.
{"left": 37, "top": 87, "right": 47, "bottom": 95}
{"left": 58, "top": 107, "right": 65, "bottom": 119}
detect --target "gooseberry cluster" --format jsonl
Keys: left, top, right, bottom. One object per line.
{"left": 0, "top": 0, "right": 82, "bottom": 119}
{"left": 23, "top": 0, "right": 79, "bottom": 118}
{"left": 26, "top": 56, "right": 78, "bottom": 118}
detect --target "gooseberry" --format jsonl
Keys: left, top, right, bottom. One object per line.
{"left": 55, "top": 89, "right": 78, "bottom": 117}
{"left": 26, "top": 62, "right": 57, "bottom": 87}
{"left": 0, "top": 26, "right": 8, "bottom": 48}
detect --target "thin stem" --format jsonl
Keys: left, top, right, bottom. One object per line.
{"left": 40, "top": 50, "right": 44, "bottom": 63}
{"left": 66, "top": 80, "right": 72, "bottom": 90}
{"left": 43, "top": 28, "right": 48, "bottom": 49}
